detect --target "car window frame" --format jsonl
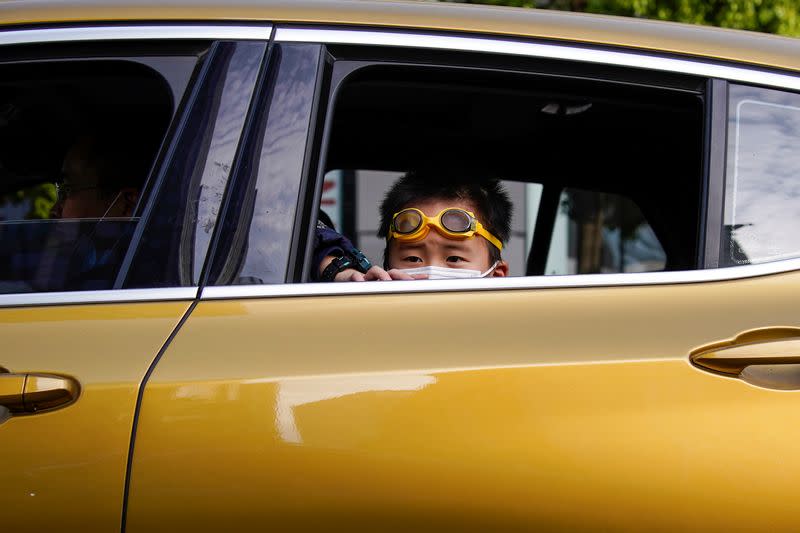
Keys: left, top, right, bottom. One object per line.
{"left": 201, "top": 24, "right": 800, "bottom": 301}
{"left": 0, "top": 23, "right": 273, "bottom": 308}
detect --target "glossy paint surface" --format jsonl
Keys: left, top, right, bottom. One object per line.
{"left": 3, "top": 1, "right": 800, "bottom": 72}
{"left": 0, "top": 301, "right": 189, "bottom": 532}
{"left": 127, "top": 271, "right": 800, "bottom": 530}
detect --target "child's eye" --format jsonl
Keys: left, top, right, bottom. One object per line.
{"left": 446, "top": 256, "right": 466, "bottom": 263}
{"left": 404, "top": 256, "right": 423, "bottom": 263}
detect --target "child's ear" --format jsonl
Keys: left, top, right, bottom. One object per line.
{"left": 491, "top": 260, "right": 509, "bottom": 277}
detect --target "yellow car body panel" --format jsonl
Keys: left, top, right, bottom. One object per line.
{"left": 126, "top": 270, "right": 800, "bottom": 530}
{"left": 0, "top": 301, "right": 190, "bottom": 532}
{"left": 4, "top": 1, "right": 800, "bottom": 529}
{"left": 3, "top": 0, "right": 800, "bottom": 72}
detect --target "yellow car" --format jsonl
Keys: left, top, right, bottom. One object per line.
{"left": 3, "top": 0, "right": 800, "bottom": 531}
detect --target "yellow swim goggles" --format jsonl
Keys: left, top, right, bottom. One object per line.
{"left": 388, "top": 207, "right": 503, "bottom": 251}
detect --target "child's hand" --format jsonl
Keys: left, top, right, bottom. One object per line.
{"left": 333, "top": 268, "right": 370, "bottom": 282}
{"left": 333, "top": 266, "right": 394, "bottom": 281}
{"left": 332, "top": 265, "right": 427, "bottom": 281}
{"left": 347, "top": 266, "right": 427, "bottom": 281}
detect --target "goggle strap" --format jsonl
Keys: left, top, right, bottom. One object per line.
{"left": 477, "top": 226, "right": 503, "bottom": 251}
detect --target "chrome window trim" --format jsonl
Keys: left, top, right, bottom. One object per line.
{"left": 0, "top": 24, "right": 271, "bottom": 46}
{"left": 0, "top": 287, "right": 198, "bottom": 308}
{"left": 201, "top": 257, "right": 800, "bottom": 300}
{"left": 275, "top": 27, "right": 800, "bottom": 92}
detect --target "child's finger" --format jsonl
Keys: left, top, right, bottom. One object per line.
{"left": 387, "top": 269, "right": 425, "bottom": 280}
{"left": 365, "top": 266, "right": 392, "bottom": 281}
{"left": 334, "top": 269, "right": 364, "bottom": 282}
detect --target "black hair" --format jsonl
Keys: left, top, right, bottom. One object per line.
{"left": 378, "top": 172, "right": 513, "bottom": 266}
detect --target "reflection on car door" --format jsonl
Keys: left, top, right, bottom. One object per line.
{"left": 125, "top": 274, "right": 800, "bottom": 531}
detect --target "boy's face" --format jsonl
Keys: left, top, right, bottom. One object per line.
{"left": 386, "top": 198, "right": 508, "bottom": 276}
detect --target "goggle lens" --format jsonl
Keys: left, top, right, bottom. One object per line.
{"left": 440, "top": 209, "right": 472, "bottom": 233}
{"left": 393, "top": 210, "right": 423, "bottom": 234}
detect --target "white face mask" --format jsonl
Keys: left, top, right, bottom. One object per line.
{"left": 399, "top": 261, "right": 499, "bottom": 280}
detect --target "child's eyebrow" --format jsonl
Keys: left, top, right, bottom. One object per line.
{"left": 440, "top": 243, "right": 471, "bottom": 251}
{"left": 397, "top": 242, "right": 425, "bottom": 250}
{"left": 395, "top": 242, "right": 471, "bottom": 252}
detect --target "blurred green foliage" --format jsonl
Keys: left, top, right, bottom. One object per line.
{"left": 439, "top": 0, "right": 800, "bottom": 36}
{"left": 29, "top": 183, "right": 57, "bottom": 219}
{"left": 2, "top": 183, "right": 57, "bottom": 220}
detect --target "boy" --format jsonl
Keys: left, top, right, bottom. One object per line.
{"left": 319, "top": 172, "right": 511, "bottom": 281}
{"left": 379, "top": 171, "right": 511, "bottom": 279}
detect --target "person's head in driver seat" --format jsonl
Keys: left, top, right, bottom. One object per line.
{"left": 51, "top": 134, "right": 141, "bottom": 219}
{"left": 378, "top": 172, "right": 512, "bottom": 279}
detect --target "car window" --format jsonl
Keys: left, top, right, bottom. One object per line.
{"left": 0, "top": 57, "right": 175, "bottom": 294}
{"left": 310, "top": 56, "right": 702, "bottom": 279}
{"left": 722, "top": 84, "right": 800, "bottom": 266}
{"left": 0, "top": 40, "right": 267, "bottom": 295}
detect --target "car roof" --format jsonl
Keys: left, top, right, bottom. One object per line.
{"left": 3, "top": 0, "right": 800, "bottom": 72}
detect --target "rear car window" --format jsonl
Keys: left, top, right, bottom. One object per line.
{"left": 314, "top": 57, "right": 702, "bottom": 279}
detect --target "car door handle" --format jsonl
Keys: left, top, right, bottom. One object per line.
{"left": 0, "top": 371, "right": 80, "bottom": 414}
{"left": 691, "top": 327, "right": 800, "bottom": 390}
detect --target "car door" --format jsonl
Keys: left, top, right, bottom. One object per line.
{"left": 0, "top": 25, "right": 269, "bottom": 532}
{"left": 126, "top": 27, "right": 800, "bottom": 531}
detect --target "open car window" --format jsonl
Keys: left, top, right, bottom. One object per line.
{"left": 314, "top": 55, "right": 703, "bottom": 279}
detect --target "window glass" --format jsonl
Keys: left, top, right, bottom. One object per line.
{"left": 208, "top": 44, "right": 321, "bottom": 286}
{"left": 123, "top": 41, "right": 267, "bottom": 288}
{"left": 722, "top": 84, "right": 800, "bottom": 266}
{"left": 545, "top": 188, "right": 666, "bottom": 275}
{"left": 0, "top": 58, "right": 179, "bottom": 293}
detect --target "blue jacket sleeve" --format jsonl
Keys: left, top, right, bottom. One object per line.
{"left": 311, "top": 221, "right": 357, "bottom": 281}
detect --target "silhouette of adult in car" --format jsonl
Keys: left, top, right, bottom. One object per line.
{"left": 51, "top": 134, "right": 141, "bottom": 220}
